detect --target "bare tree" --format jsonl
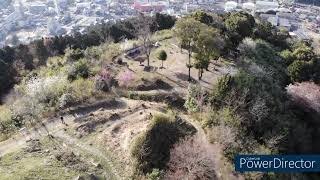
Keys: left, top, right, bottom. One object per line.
{"left": 135, "top": 13, "right": 155, "bottom": 69}
{"left": 164, "top": 135, "right": 217, "bottom": 180}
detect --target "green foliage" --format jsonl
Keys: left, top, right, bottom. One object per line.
{"left": 84, "top": 46, "right": 103, "bottom": 61}
{"left": 157, "top": 50, "right": 167, "bottom": 68}
{"left": 68, "top": 78, "right": 95, "bottom": 103}
{"left": 287, "top": 60, "right": 311, "bottom": 82}
{"left": 253, "top": 21, "right": 289, "bottom": 49}
{"left": 184, "top": 84, "right": 204, "bottom": 112}
{"left": 67, "top": 59, "right": 90, "bottom": 81}
{"left": 157, "top": 50, "right": 167, "bottom": 61}
{"left": 224, "top": 12, "right": 255, "bottom": 45}
{"left": 146, "top": 169, "right": 162, "bottom": 180}
{"left": 209, "top": 70, "right": 294, "bottom": 161}
{"left": 211, "top": 75, "right": 232, "bottom": 105}
{"left": 292, "top": 42, "right": 315, "bottom": 61}
{"left": 154, "top": 13, "right": 176, "bottom": 31}
{"left": 238, "top": 38, "right": 289, "bottom": 85}
{"left": 174, "top": 18, "right": 205, "bottom": 80}
{"left": 280, "top": 49, "right": 294, "bottom": 65}
{"left": 64, "top": 48, "right": 84, "bottom": 62}
{"left": 174, "top": 18, "right": 203, "bottom": 49}
{"left": 253, "top": 21, "right": 273, "bottom": 41}
{"left": 194, "top": 26, "right": 224, "bottom": 79}
{"left": 191, "top": 10, "right": 214, "bottom": 25}
{"left": 46, "top": 56, "right": 66, "bottom": 69}
{"left": 0, "top": 106, "right": 14, "bottom": 140}
{"left": 130, "top": 113, "right": 196, "bottom": 174}
{"left": 202, "top": 107, "right": 241, "bottom": 129}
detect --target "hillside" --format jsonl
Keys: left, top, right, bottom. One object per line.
{"left": 0, "top": 11, "right": 320, "bottom": 180}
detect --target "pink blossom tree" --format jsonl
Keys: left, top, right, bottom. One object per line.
{"left": 117, "top": 70, "right": 134, "bottom": 88}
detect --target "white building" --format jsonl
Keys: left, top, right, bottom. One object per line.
{"left": 256, "top": 1, "right": 279, "bottom": 12}
{"left": 242, "top": 2, "right": 255, "bottom": 12}
{"left": 225, "top": 1, "right": 238, "bottom": 12}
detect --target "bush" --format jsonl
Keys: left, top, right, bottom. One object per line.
{"left": 58, "top": 93, "right": 76, "bottom": 109}
{"left": 68, "top": 78, "right": 95, "bottom": 102}
{"left": 164, "top": 136, "right": 216, "bottom": 180}
{"left": 10, "top": 96, "right": 45, "bottom": 125}
{"left": 146, "top": 169, "right": 163, "bottom": 180}
{"left": 23, "top": 75, "right": 68, "bottom": 105}
{"left": 184, "top": 84, "right": 206, "bottom": 113}
{"left": 287, "top": 60, "right": 311, "bottom": 82}
{"left": 0, "top": 106, "right": 14, "bottom": 140}
{"left": 286, "top": 82, "right": 320, "bottom": 113}
{"left": 94, "top": 69, "right": 113, "bottom": 92}
{"left": 64, "top": 48, "right": 84, "bottom": 62}
{"left": 117, "top": 70, "right": 134, "bottom": 88}
{"left": 130, "top": 114, "right": 196, "bottom": 174}
{"left": 211, "top": 75, "right": 232, "bottom": 106}
{"left": 292, "top": 42, "right": 315, "bottom": 61}
{"left": 67, "top": 59, "right": 90, "bottom": 81}
{"left": 279, "top": 49, "right": 294, "bottom": 65}
{"left": 204, "top": 107, "right": 241, "bottom": 128}
{"left": 46, "top": 56, "right": 66, "bottom": 68}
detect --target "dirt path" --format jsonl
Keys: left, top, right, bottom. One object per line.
{"left": 0, "top": 98, "right": 128, "bottom": 157}
{"left": 0, "top": 114, "right": 75, "bottom": 156}
{"left": 180, "top": 114, "right": 243, "bottom": 180}
{"left": 54, "top": 130, "right": 121, "bottom": 179}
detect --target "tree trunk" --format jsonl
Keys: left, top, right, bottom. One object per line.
{"left": 161, "top": 60, "right": 163, "bottom": 68}
{"left": 188, "top": 45, "right": 191, "bottom": 81}
{"left": 198, "top": 69, "right": 201, "bottom": 80}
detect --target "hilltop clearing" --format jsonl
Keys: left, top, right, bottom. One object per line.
{"left": 0, "top": 34, "right": 238, "bottom": 179}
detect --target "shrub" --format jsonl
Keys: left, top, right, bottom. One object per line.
{"left": 58, "top": 93, "right": 76, "bottom": 109}
{"left": 157, "top": 50, "right": 167, "bottom": 68}
{"left": 286, "top": 82, "right": 320, "bottom": 113}
{"left": 130, "top": 114, "right": 196, "bottom": 174}
{"left": 292, "top": 42, "right": 315, "bottom": 61}
{"left": 67, "top": 59, "right": 90, "bottom": 81}
{"left": 207, "top": 124, "right": 236, "bottom": 147}
{"left": 46, "top": 56, "right": 66, "bottom": 68}
{"left": 202, "top": 107, "right": 241, "bottom": 129}
{"left": 117, "top": 70, "right": 134, "bottom": 88}
{"left": 95, "top": 69, "right": 113, "bottom": 92}
{"left": 64, "top": 48, "right": 84, "bottom": 62}
{"left": 84, "top": 46, "right": 103, "bottom": 61}
{"left": 164, "top": 136, "right": 216, "bottom": 180}
{"left": 211, "top": 75, "right": 232, "bottom": 106}
{"left": 279, "top": 49, "right": 294, "bottom": 65}
{"left": 10, "top": 96, "right": 45, "bottom": 125}
{"left": 23, "top": 75, "right": 68, "bottom": 105}
{"left": 287, "top": 60, "right": 311, "bottom": 82}
{"left": 0, "top": 106, "right": 14, "bottom": 139}
{"left": 184, "top": 84, "right": 206, "bottom": 113}
{"left": 146, "top": 169, "right": 163, "bottom": 180}
{"left": 68, "top": 78, "right": 95, "bottom": 102}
